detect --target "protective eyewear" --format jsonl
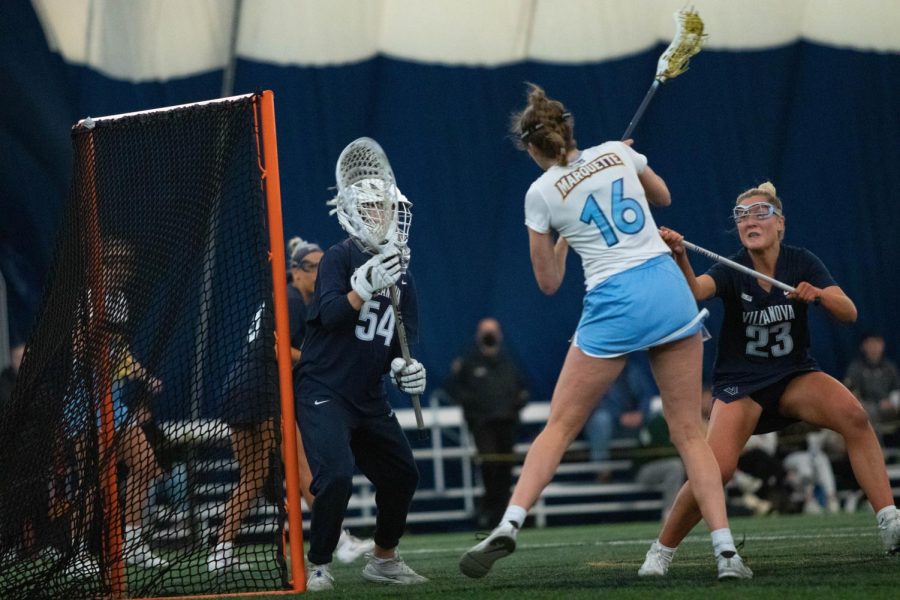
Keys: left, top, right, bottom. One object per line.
{"left": 298, "top": 260, "right": 320, "bottom": 273}
{"left": 732, "top": 201, "right": 781, "bottom": 223}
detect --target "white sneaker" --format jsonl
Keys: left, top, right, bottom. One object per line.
{"left": 638, "top": 541, "right": 674, "bottom": 577}
{"left": 878, "top": 516, "right": 900, "bottom": 554}
{"left": 459, "top": 521, "right": 517, "bottom": 579}
{"left": 125, "top": 542, "right": 169, "bottom": 568}
{"left": 306, "top": 562, "right": 335, "bottom": 592}
{"left": 361, "top": 553, "right": 428, "bottom": 584}
{"left": 207, "top": 542, "right": 251, "bottom": 573}
{"left": 124, "top": 527, "right": 169, "bottom": 568}
{"left": 63, "top": 553, "right": 100, "bottom": 578}
{"left": 716, "top": 552, "right": 753, "bottom": 580}
{"left": 335, "top": 529, "right": 375, "bottom": 564}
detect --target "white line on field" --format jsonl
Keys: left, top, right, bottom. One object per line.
{"left": 401, "top": 527, "right": 876, "bottom": 556}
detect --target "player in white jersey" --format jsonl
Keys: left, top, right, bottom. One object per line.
{"left": 460, "top": 84, "right": 750, "bottom": 581}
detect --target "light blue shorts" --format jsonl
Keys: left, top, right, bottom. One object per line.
{"left": 573, "top": 255, "right": 708, "bottom": 358}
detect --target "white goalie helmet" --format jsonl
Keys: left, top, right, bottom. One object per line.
{"left": 328, "top": 138, "right": 412, "bottom": 261}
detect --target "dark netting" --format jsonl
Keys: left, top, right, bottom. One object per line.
{"left": 0, "top": 95, "right": 289, "bottom": 598}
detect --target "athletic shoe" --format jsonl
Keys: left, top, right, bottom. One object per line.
{"left": 335, "top": 529, "right": 375, "bottom": 564}
{"left": 63, "top": 553, "right": 100, "bottom": 579}
{"left": 879, "top": 516, "right": 900, "bottom": 554}
{"left": 124, "top": 527, "right": 169, "bottom": 568}
{"left": 125, "top": 541, "right": 169, "bottom": 568}
{"left": 361, "top": 553, "right": 428, "bottom": 584}
{"left": 716, "top": 552, "right": 753, "bottom": 580}
{"left": 458, "top": 521, "right": 517, "bottom": 579}
{"left": 207, "top": 543, "right": 251, "bottom": 572}
{"left": 306, "top": 562, "right": 335, "bottom": 591}
{"left": 638, "top": 541, "right": 674, "bottom": 577}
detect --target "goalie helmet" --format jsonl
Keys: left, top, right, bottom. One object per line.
{"left": 328, "top": 137, "right": 412, "bottom": 259}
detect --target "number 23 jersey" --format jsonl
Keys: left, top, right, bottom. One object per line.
{"left": 708, "top": 244, "right": 836, "bottom": 399}
{"left": 524, "top": 141, "right": 670, "bottom": 291}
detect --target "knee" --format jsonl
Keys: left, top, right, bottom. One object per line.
{"left": 545, "top": 413, "right": 590, "bottom": 446}
{"left": 312, "top": 470, "right": 354, "bottom": 498}
{"left": 719, "top": 461, "right": 738, "bottom": 484}
{"left": 666, "top": 423, "right": 704, "bottom": 450}
{"left": 394, "top": 461, "right": 419, "bottom": 494}
{"left": 837, "top": 402, "right": 872, "bottom": 437}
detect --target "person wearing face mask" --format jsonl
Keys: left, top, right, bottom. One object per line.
{"left": 637, "top": 182, "right": 900, "bottom": 578}
{"left": 445, "top": 318, "right": 530, "bottom": 529}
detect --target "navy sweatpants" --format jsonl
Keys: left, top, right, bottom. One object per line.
{"left": 296, "top": 395, "right": 419, "bottom": 565}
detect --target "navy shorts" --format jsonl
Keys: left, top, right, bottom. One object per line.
{"left": 716, "top": 369, "right": 817, "bottom": 434}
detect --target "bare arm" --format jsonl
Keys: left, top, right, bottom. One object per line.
{"left": 790, "top": 283, "right": 857, "bottom": 322}
{"left": 657, "top": 227, "right": 716, "bottom": 301}
{"left": 639, "top": 166, "right": 671, "bottom": 207}
{"left": 528, "top": 228, "right": 568, "bottom": 295}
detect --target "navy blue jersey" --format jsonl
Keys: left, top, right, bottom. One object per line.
{"left": 287, "top": 284, "right": 307, "bottom": 349}
{"left": 296, "top": 238, "right": 418, "bottom": 415}
{"left": 708, "top": 244, "right": 836, "bottom": 400}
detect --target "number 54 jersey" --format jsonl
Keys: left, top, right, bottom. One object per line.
{"left": 707, "top": 244, "right": 836, "bottom": 399}
{"left": 524, "top": 141, "right": 670, "bottom": 291}
{"left": 296, "top": 238, "right": 417, "bottom": 416}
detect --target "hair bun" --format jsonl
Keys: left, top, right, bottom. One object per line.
{"left": 757, "top": 181, "right": 777, "bottom": 196}
{"left": 287, "top": 236, "right": 304, "bottom": 255}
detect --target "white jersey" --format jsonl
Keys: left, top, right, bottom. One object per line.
{"left": 524, "top": 141, "right": 670, "bottom": 290}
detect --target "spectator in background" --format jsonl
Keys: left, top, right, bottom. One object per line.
{"left": 583, "top": 352, "right": 657, "bottom": 480}
{"left": 780, "top": 425, "right": 840, "bottom": 514}
{"left": 844, "top": 332, "right": 900, "bottom": 447}
{"left": 445, "top": 318, "right": 530, "bottom": 528}
{"left": 734, "top": 432, "right": 795, "bottom": 516}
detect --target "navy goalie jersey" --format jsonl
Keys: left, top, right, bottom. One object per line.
{"left": 708, "top": 244, "right": 836, "bottom": 400}
{"left": 295, "top": 238, "right": 418, "bottom": 415}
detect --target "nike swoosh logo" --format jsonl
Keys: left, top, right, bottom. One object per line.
{"left": 314, "top": 399, "right": 331, "bottom": 406}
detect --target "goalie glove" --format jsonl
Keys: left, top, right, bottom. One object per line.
{"left": 351, "top": 248, "right": 402, "bottom": 301}
{"left": 391, "top": 357, "right": 426, "bottom": 395}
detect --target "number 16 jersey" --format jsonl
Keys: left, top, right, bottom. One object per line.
{"left": 524, "top": 141, "right": 670, "bottom": 291}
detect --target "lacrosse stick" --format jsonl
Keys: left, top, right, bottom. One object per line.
{"left": 683, "top": 239, "right": 820, "bottom": 304}
{"left": 328, "top": 137, "right": 425, "bottom": 430}
{"left": 621, "top": 8, "right": 706, "bottom": 140}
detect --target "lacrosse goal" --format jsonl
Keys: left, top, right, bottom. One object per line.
{"left": 0, "top": 92, "right": 304, "bottom": 598}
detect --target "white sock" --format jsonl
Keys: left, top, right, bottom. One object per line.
{"left": 501, "top": 505, "right": 527, "bottom": 529}
{"left": 213, "top": 541, "right": 234, "bottom": 556}
{"left": 124, "top": 524, "right": 141, "bottom": 543}
{"left": 876, "top": 505, "right": 898, "bottom": 526}
{"left": 655, "top": 540, "right": 677, "bottom": 557}
{"left": 711, "top": 528, "right": 736, "bottom": 557}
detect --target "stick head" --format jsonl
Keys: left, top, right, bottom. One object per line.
{"left": 656, "top": 8, "right": 706, "bottom": 82}
{"left": 328, "top": 137, "right": 412, "bottom": 257}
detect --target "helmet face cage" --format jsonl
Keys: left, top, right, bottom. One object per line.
{"left": 331, "top": 137, "right": 412, "bottom": 257}
{"left": 732, "top": 201, "right": 780, "bottom": 223}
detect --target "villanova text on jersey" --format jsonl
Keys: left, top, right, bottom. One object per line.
{"left": 742, "top": 303, "right": 796, "bottom": 326}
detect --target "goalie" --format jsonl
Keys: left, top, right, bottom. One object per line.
{"left": 293, "top": 138, "right": 428, "bottom": 591}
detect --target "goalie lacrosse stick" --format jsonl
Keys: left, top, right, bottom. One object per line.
{"left": 621, "top": 8, "right": 706, "bottom": 140}
{"left": 328, "top": 137, "right": 425, "bottom": 430}
{"left": 683, "top": 239, "right": 820, "bottom": 304}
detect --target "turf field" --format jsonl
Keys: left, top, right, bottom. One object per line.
{"left": 253, "top": 512, "right": 897, "bottom": 599}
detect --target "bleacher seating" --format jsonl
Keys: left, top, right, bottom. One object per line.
{"left": 155, "top": 393, "right": 900, "bottom": 543}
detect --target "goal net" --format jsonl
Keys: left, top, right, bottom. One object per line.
{"left": 0, "top": 93, "right": 299, "bottom": 598}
